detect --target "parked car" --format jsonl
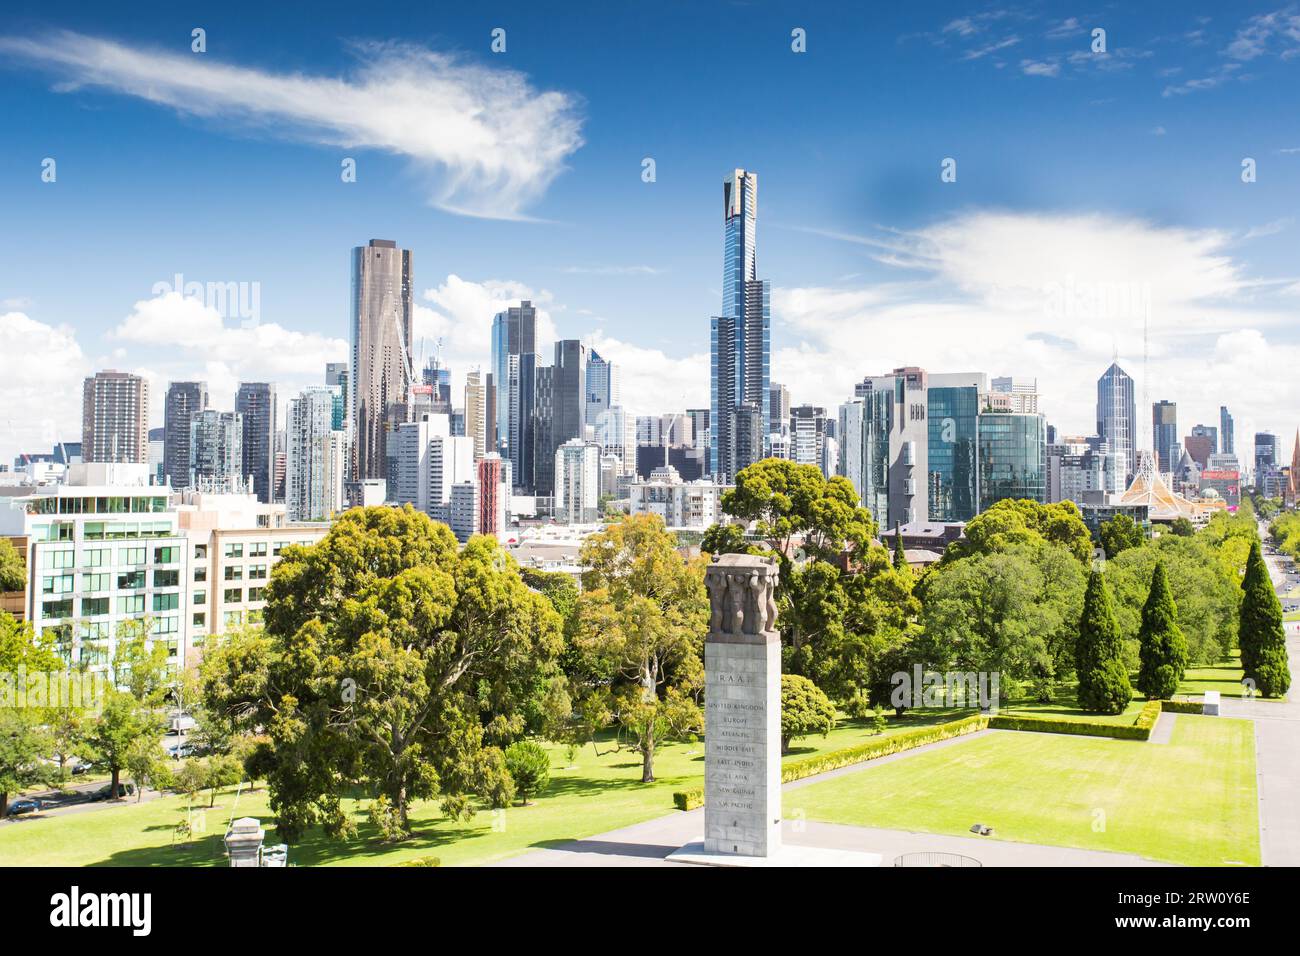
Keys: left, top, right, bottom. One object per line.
{"left": 89, "top": 783, "right": 135, "bottom": 802}
{"left": 70, "top": 762, "right": 92, "bottom": 775}
{"left": 168, "top": 743, "right": 195, "bottom": 760}
{"left": 6, "top": 798, "right": 42, "bottom": 817}
{"left": 169, "top": 713, "right": 197, "bottom": 735}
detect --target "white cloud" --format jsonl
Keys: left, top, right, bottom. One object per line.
{"left": 1224, "top": 10, "right": 1300, "bottom": 61}
{"left": 0, "top": 31, "right": 584, "bottom": 219}
{"left": 0, "top": 312, "right": 88, "bottom": 461}
{"left": 771, "top": 211, "right": 1299, "bottom": 445}
{"left": 584, "top": 332, "right": 708, "bottom": 416}
{"left": 1021, "top": 59, "right": 1061, "bottom": 77}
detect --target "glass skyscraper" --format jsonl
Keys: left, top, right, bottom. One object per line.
{"left": 350, "top": 239, "right": 413, "bottom": 485}
{"left": 1096, "top": 362, "right": 1136, "bottom": 482}
{"left": 710, "top": 169, "right": 771, "bottom": 481}
{"left": 927, "top": 385, "right": 979, "bottom": 521}
{"left": 978, "top": 412, "right": 1047, "bottom": 510}
{"left": 491, "top": 301, "right": 538, "bottom": 493}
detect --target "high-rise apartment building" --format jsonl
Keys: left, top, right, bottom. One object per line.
{"left": 235, "top": 382, "right": 276, "bottom": 504}
{"left": 554, "top": 439, "right": 601, "bottom": 524}
{"left": 286, "top": 387, "right": 345, "bottom": 521}
{"left": 491, "top": 301, "right": 538, "bottom": 492}
{"left": 990, "top": 377, "right": 1040, "bottom": 414}
{"left": 163, "top": 381, "right": 208, "bottom": 488}
{"left": 710, "top": 169, "right": 771, "bottom": 482}
{"left": 464, "top": 369, "right": 488, "bottom": 461}
{"left": 1220, "top": 406, "right": 1235, "bottom": 455}
{"left": 350, "top": 239, "right": 413, "bottom": 487}
{"left": 790, "top": 405, "right": 828, "bottom": 471}
{"left": 1152, "top": 400, "right": 1178, "bottom": 473}
{"left": 189, "top": 410, "right": 243, "bottom": 490}
{"left": 476, "top": 454, "right": 508, "bottom": 538}
{"left": 82, "top": 371, "right": 150, "bottom": 465}
{"left": 1096, "top": 362, "right": 1137, "bottom": 481}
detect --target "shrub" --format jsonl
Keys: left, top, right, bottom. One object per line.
{"left": 988, "top": 699, "right": 1161, "bottom": 740}
{"left": 503, "top": 740, "right": 551, "bottom": 804}
{"left": 781, "top": 715, "right": 988, "bottom": 783}
{"left": 672, "top": 788, "right": 704, "bottom": 811}
{"left": 781, "top": 674, "right": 836, "bottom": 753}
{"left": 395, "top": 856, "right": 441, "bottom": 867}
{"left": 1159, "top": 699, "right": 1203, "bottom": 714}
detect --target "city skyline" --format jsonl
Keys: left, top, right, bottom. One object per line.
{"left": 3, "top": 3, "right": 1300, "bottom": 465}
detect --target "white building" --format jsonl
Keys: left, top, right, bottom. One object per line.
{"left": 554, "top": 439, "right": 601, "bottom": 524}
{"left": 594, "top": 406, "right": 637, "bottom": 477}
{"left": 286, "top": 386, "right": 346, "bottom": 521}
{"left": 392, "top": 413, "right": 475, "bottom": 526}
{"left": 448, "top": 481, "right": 479, "bottom": 542}
{"left": 628, "top": 465, "right": 731, "bottom": 529}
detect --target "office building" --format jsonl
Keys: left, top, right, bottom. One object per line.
{"left": 1152, "top": 400, "right": 1178, "bottom": 473}
{"left": 978, "top": 411, "right": 1047, "bottom": 510}
{"left": 532, "top": 339, "right": 587, "bottom": 498}
{"left": 163, "top": 382, "right": 208, "bottom": 489}
{"left": 476, "top": 454, "right": 508, "bottom": 539}
{"left": 448, "top": 481, "right": 479, "bottom": 543}
{"left": 586, "top": 349, "right": 620, "bottom": 425}
{"left": 464, "top": 369, "right": 488, "bottom": 461}
{"left": 790, "top": 405, "right": 829, "bottom": 471}
{"left": 554, "top": 439, "right": 601, "bottom": 524}
{"left": 235, "top": 382, "right": 277, "bottom": 504}
{"left": 1220, "top": 406, "right": 1235, "bottom": 455}
{"left": 82, "top": 371, "right": 150, "bottom": 465}
{"left": 492, "top": 301, "right": 538, "bottom": 493}
{"left": 1096, "top": 362, "right": 1137, "bottom": 481}
{"left": 990, "top": 377, "right": 1040, "bottom": 414}
{"left": 286, "top": 387, "right": 346, "bottom": 521}
{"left": 710, "top": 168, "right": 771, "bottom": 482}
{"left": 350, "top": 239, "right": 413, "bottom": 485}
{"left": 189, "top": 410, "right": 244, "bottom": 490}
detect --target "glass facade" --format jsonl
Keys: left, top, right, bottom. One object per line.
{"left": 928, "top": 386, "right": 979, "bottom": 521}
{"left": 978, "top": 412, "right": 1046, "bottom": 509}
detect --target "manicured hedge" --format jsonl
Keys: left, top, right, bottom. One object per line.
{"left": 1159, "top": 699, "right": 1204, "bottom": 714}
{"left": 988, "top": 699, "right": 1163, "bottom": 740}
{"left": 395, "top": 856, "right": 442, "bottom": 867}
{"left": 672, "top": 789, "right": 703, "bottom": 811}
{"left": 780, "top": 714, "right": 990, "bottom": 783}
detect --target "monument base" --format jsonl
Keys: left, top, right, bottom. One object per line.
{"left": 667, "top": 840, "right": 882, "bottom": 868}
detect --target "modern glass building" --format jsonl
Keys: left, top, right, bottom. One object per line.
{"left": 350, "top": 239, "right": 413, "bottom": 485}
{"left": 1153, "top": 399, "right": 1178, "bottom": 473}
{"left": 491, "top": 301, "right": 538, "bottom": 492}
{"left": 710, "top": 169, "right": 771, "bottom": 482}
{"left": 978, "top": 412, "right": 1047, "bottom": 510}
{"left": 927, "top": 385, "right": 979, "bottom": 521}
{"left": 235, "top": 382, "right": 276, "bottom": 504}
{"left": 1096, "top": 362, "right": 1136, "bottom": 481}
{"left": 163, "top": 381, "right": 208, "bottom": 489}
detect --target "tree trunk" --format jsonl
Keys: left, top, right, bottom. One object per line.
{"left": 398, "top": 782, "right": 409, "bottom": 834}
{"left": 781, "top": 734, "right": 791, "bottom": 754}
{"left": 0, "top": 791, "right": 8, "bottom": 817}
{"left": 641, "top": 726, "right": 655, "bottom": 783}
{"left": 110, "top": 766, "right": 121, "bottom": 799}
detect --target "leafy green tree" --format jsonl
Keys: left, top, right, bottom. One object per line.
{"left": 574, "top": 514, "right": 708, "bottom": 782}
{"left": 1099, "top": 513, "right": 1145, "bottom": 559}
{"left": 0, "top": 710, "right": 53, "bottom": 817}
{"left": 109, "top": 619, "right": 172, "bottom": 706}
{"left": 0, "top": 538, "right": 25, "bottom": 592}
{"left": 953, "top": 499, "right": 1093, "bottom": 565}
{"left": 780, "top": 674, "right": 836, "bottom": 753}
{"left": 211, "top": 507, "right": 563, "bottom": 840}
{"left": 1239, "top": 540, "right": 1291, "bottom": 698}
{"left": 503, "top": 740, "right": 551, "bottom": 804}
{"left": 1168, "top": 517, "right": 1195, "bottom": 538}
{"left": 0, "top": 611, "right": 61, "bottom": 673}
{"left": 203, "top": 753, "right": 243, "bottom": 807}
{"left": 1075, "top": 570, "right": 1132, "bottom": 714}
{"left": 83, "top": 690, "right": 164, "bottom": 798}
{"left": 891, "top": 524, "right": 907, "bottom": 571}
{"left": 1135, "top": 561, "right": 1188, "bottom": 699}
{"left": 173, "top": 759, "right": 207, "bottom": 805}
{"left": 125, "top": 736, "right": 172, "bottom": 802}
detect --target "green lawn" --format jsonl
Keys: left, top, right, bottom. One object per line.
{"left": 787, "top": 715, "right": 1259, "bottom": 866}
{"left": 0, "top": 712, "right": 947, "bottom": 868}
{"left": 1176, "top": 651, "right": 1276, "bottom": 700}
{"left": 998, "top": 690, "right": 1147, "bottom": 725}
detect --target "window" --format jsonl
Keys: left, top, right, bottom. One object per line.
{"left": 119, "top": 546, "right": 146, "bottom": 566}
{"left": 224, "top": 565, "right": 243, "bottom": 581}
{"left": 247, "top": 586, "right": 265, "bottom": 602}
{"left": 153, "top": 569, "right": 179, "bottom": 588}
{"left": 247, "top": 608, "right": 264, "bottom": 624}
{"left": 224, "top": 542, "right": 244, "bottom": 559}
{"left": 42, "top": 598, "right": 74, "bottom": 619}
{"left": 223, "top": 588, "right": 243, "bottom": 604}
{"left": 194, "top": 544, "right": 208, "bottom": 560}
{"left": 193, "top": 590, "right": 206, "bottom": 606}
{"left": 42, "top": 574, "right": 74, "bottom": 595}
{"left": 150, "top": 616, "right": 179, "bottom": 635}
{"left": 153, "top": 546, "right": 178, "bottom": 564}
{"left": 193, "top": 612, "right": 207, "bottom": 629}
{"left": 85, "top": 548, "right": 108, "bottom": 567}
{"left": 116, "top": 570, "right": 145, "bottom": 590}
{"left": 84, "top": 572, "right": 109, "bottom": 592}
{"left": 223, "top": 610, "right": 244, "bottom": 627}
{"left": 248, "top": 564, "right": 267, "bottom": 580}
{"left": 117, "top": 594, "right": 145, "bottom": 615}
{"left": 44, "top": 550, "right": 74, "bottom": 569}
{"left": 152, "top": 593, "right": 179, "bottom": 612}
{"left": 81, "top": 597, "right": 110, "bottom": 617}
{"left": 273, "top": 541, "right": 288, "bottom": 556}
{"left": 249, "top": 541, "right": 268, "bottom": 557}
{"left": 194, "top": 567, "right": 207, "bottom": 583}
{"left": 80, "top": 621, "right": 110, "bottom": 641}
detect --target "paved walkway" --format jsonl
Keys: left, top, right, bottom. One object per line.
{"left": 1147, "top": 711, "right": 1176, "bottom": 744}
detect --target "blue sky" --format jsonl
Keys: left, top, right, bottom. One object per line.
{"left": 2, "top": 1, "right": 1299, "bottom": 465}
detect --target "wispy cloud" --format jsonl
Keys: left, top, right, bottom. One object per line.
{"left": 0, "top": 31, "right": 584, "bottom": 220}
{"left": 1224, "top": 9, "right": 1300, "bottom": 60}
{"left": 1021, "top": 59, "right": 1060, "bottom": 77}
{"left": 560, "top": 265, "right": 662, "bottom": 276}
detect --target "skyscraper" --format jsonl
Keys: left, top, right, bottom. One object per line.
{"left": 163, "top": 381, "right": 208, "bottom": 488}
{"left": 82, "top": 370, "right": 150, "bottom": 464}
{"left": 325, "top": 362, "right": 348, "bottom": 430}
{"left": 1096, "top": 362, "right": 1137, "bottom": 481}
{"left": 464, "top": 369, "right": 488, "bottom": 461}
{"left": 235, "top": 382, "right": 276, "bottom": 503}
{"left": 710, "top": 169, "right": 771, "bottom": 482}
{"left": 1152, "top": 400, "right": 1178, "bottom": 473}
{"left": 532, "top": 339, "right": 587, "bottom": 498}
{"left": 1220, "top": 405, "right": 1235, "bottom": 455}
{"left": 286, "top": 386, "right": 345, "bottom": 521}
{"left": 585, "top": 349, "right": 620, "bottom": 425}
{"left": 351, "top": 239, "right": 413, "bottom": 486}
{"left": 491, "top": 301, "right": 538, "bottom": 492}
{"left": 477, "top": 454, "right": 508, "bottom": 538}
{"left": 189, "top": 410, "right": 243, "bottom": 489}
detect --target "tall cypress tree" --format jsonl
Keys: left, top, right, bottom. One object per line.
{"left": 1076, "top": 569, "right": 1132, "bottom": 714}
{"left": 1136, "top": 560, "right": 1188, "bottom": 699}
{"left": 1239, "top": 539, "right": 1291, "bottom": 698}
{"left": 892, "top": 523, "right": 907, "bottom": 571}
